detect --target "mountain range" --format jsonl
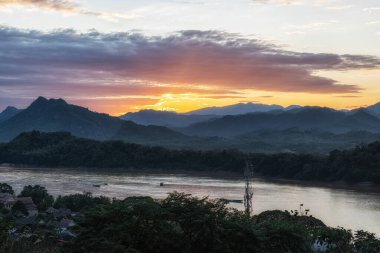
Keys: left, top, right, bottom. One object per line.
{"left": 120, "top": 103, "right": 302, "bottom": 127}
{"left": 0, "top": 106, "right": 22, "bottom": 123}
{"left": 180, "top": 107, "right": 380, "bottom": 137}
{"left": 366, "top": 102, "right": 380, "bottom": 116}
{"left": 1, "top": 98, "right": 380, "bottom": 153}
{"left": 185, "top": 102, "right": 300, "bottom": 115}
{"left": 120, "top": 110, "right": 216, "bottom": 128}
{"left": 120, "top": 102, "right": 380, "bottom": 129}
{"left": 0, "top": 97, "right": 185, "bottom": 144}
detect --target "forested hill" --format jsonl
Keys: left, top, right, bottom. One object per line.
{"left": 0, "top": 97, "right": 189, "bottom": 144}
{"left": 0, "top": 131, "right": 380, "bottom": 184}
{"left": 0, "top": 131, "right": 245, "bottom": 171}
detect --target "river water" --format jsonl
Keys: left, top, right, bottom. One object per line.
{"left": 1, "top": 166, "right": 379, "bottom": 235}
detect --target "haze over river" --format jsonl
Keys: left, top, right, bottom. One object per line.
{"left": 1, "top": 166, "right": 380, "bottom": 235}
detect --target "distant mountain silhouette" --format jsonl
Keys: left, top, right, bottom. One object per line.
{"left": 0, "top": 97, "right": 187, "bottom": 143}
{"left": 186, "top": 102, "right": 290, "bottom": 116}
{"left": 112, "top": 121, "right": 190, "bottom": 144}
{"left": 181, "top": 107, "right": 380, "bottom": 137}
{"left": 120, "top": 110, "right": 217, "bottom": 127}
{"left": 285, "top": 105, "right": 302, "bottom": 110}
{"left": 0, "top": 106, "right": 22, "bottom": 123}
{"left": 234, "top": 128, "right": 380, "bottom": 153}
{"left": 366, "top": 102, "right": 380, "bottom": 117}
{"left": 2, "top": 98, "right": 380, "bottom": 153}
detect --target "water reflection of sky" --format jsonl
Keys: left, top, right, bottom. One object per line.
{"left": 1, "top": 166, "right": 379, "bottom": 236}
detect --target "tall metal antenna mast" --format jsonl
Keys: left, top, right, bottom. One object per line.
{"left": 244, "top": 161, "right": 254, "bottom": 215}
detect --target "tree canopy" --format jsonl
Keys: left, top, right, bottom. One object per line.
{"left": 18, "top": 185, "right": 54, "bottom": 211}
{"left": 0, "top": 183, "right": 14, "bottom": 194}
{"left": 1, "top": 131, "right": 380, "bottom": 184}
{"left": 70, "top": 192, "right": 380, "bottom": 253}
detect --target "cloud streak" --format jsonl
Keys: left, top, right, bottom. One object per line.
{"left": 0, "top": 0, "right": 78, "bottom": 12}
{"left": 1, "top": 26, "right": 379, "bottom": 110}
{"left": 0, "top": 0, "right": 134, "bottom": 22}
{"left": 251, "top": 0, "right": 301, "bottom": 5}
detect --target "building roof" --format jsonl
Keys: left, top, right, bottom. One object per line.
{"left": 0, "top": 193, "right": 16, "bottom": 206}
{"left": 0, "top": 193, "right": 15, "bottom": 202}
{"left": 17, "top": 197, "right": 34, "bottom": 204}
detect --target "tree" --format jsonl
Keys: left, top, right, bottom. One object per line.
{"left": 11, "top": 200, "right": 28, "bottom": 216}
{"left": 72, "top": 193, "right": 266, "bottom": 253}
{"left": 18, "top": 185, "right": 54, "bottom": 211}
{"left": 354, "top": 230, "right": 380, "bottom": 253}
{"left": 72, "top": 196, "right": 184, "bottom": 253}
{"left": 0, "top": 183, "right": 14, "bottom": 194}
{"left": 54, "top": 192, "right": 111, "bottom": 212}
{"left": 0, "top": 219, "right": 12, "bottom": 251}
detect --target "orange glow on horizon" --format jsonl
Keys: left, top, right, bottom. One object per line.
{"left": 62, "top": 69, "right": 380, "bottom": 116}
{"left": 100, "top": 92, "right": 380, "bottom": 116}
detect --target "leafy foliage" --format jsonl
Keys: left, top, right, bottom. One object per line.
{"left": 0, "top": 183, "right": 14, "bottom": 194}
{"left": 354, "top": 230, "right": 380, "bottom": 253}
{"left": 11, "top": 200, "right": 28, "bottom": 216}
{"left": 69, "top": 192, "right": 380, "bottom": 253}
{"left": 251, "top": 142, "right": 380, "bottom": 184}
{"left": 0, "top": 131, "right": 245, "bottom": 171}
{"left": 54, "top": 192, "right": 111, "bottom": 212}
{"left": 71, "top": 193, "right": 302, "bottom": 253}
{"left": 0, "top": 219, "right": 11, "bottom": 251}
{"left": 1, "top": 187, "right": 380, "bottom": 253}
{"left": 18, "top": 185, "right": 54, "bottom": 211}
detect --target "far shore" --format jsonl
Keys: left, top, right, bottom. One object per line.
{"left": 1, "top": 164, "right": 380, "bottom": 193}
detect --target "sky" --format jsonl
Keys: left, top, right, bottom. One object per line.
{"left": 0, "top": 0, "right": 379, "bottom": 115}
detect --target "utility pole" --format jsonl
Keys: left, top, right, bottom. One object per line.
{"left": 244, "top": 161, "right": 254, "bottom": 216}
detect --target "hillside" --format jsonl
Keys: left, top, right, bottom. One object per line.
{"left": 186, "top": 102, "right": 287, "bottom": 115}
{"left": 366, "top": 102, "right": 380, "bottom": 117}
{"left": 181, "top": 107, "right": 380, "bottom": 137}
{"left": 234, "top": 129, "right": 380, "bottom": 153}
{"left": 0, "top": 106, "right": 22, "bottom": 123}
{"left": 0, "top": 97, "right": 123, "bottom": 142}
{"left": 120, "top": 109, "right": 216, "bottom": 127}
{"left": 112, "top": 120, "right": 192, "bottom": 145}
{"left": 0, "top": 97, "right": 189, "bottom": 144}
{"left": 0, "top": 131, "right": 244, "bottom": 171}
{"left": 1, "top": 131, "right": 380, "bottom": 184}
{"left": 1, "top": 98, "right": 380, "bottom": 153}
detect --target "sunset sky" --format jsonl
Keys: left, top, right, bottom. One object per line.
{"left": 0, "top": 0, "right": 380, "bottom": 115}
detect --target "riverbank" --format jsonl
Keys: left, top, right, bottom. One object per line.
{"left": 2, "top": 132, "right": 380, "bottom": 186}
{"left": 1, "top": 165, "right": 380, "bottom": 235}
{"left": 1, "top": 187, "right": 380, "bottom": 253}
{"left": 3, "top": 165, "right": 380, "bottom": 194}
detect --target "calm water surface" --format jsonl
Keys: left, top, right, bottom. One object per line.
{"left": 1, "top": 166, "right": 380, "bottom": 235}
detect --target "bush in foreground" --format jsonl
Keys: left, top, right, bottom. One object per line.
{"left": 69, "top": 192, "right": 380, "bottom": 253}
{"left": 1, "top": 191, "right": 379, "bottom": 253}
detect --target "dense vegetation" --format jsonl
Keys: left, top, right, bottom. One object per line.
{"left": 1, "top": 185, "right": 380, "bottom": 253}
{"left": 70, "top": 192, "right": 380, "bottom": 253}
{"left": 0, "top": 131, "right": 245, "bottom": 172}
{"left": 251, "top": 143, "right": 380, "bottom": 184}
{"left": 1, "top": 131, "right": 380, "bottom": 184}
{"left": 19, "top": 185, "right": 55, "bottom": 211}
{"left": 54, "top": 192, "right": 111, "bottom": 212}
{"left": 0, "top": 183, "right": 13, "bottom": 194}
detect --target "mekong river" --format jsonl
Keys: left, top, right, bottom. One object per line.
{"left": 1, "top": 166, "right": 379, "bottom": 235}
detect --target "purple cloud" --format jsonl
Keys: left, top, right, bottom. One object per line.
{"left": 1, "top": 27, "right": 379, "bottom": 111}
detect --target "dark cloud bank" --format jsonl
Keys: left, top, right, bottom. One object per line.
{"left": 1, "top": 26, "right": 379, "bottom": 104}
